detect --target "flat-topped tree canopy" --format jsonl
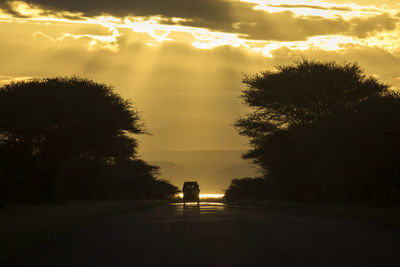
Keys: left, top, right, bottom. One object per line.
{"left": 0, "top": 76, "right": 145, "bottom": 201}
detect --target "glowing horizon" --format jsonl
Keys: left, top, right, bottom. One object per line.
{"left": 176, "top": 193, "right": 225, "bottom": 199}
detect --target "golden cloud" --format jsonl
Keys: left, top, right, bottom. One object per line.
{"left": 0, "top": 1, "right": 399, "bottom": 59}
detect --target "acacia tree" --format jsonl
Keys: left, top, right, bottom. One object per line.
{"left": 235, "top": 60, "right": 389, "bottom": 168}
{"left": 0, "top": 77, "right": 144, "bottom": 201}
{"left": 233, "top": 60, "right": 400, "bottom": 202}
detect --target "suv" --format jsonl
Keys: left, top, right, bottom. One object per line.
{"left": 182, "top": 181, "right": 200, "bottom": 206}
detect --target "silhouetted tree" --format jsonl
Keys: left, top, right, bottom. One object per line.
{"left": 233, "top": 60, "right": 400, "bottom": 204}
{"left": 55, "top": 158, "right": 178, "bottom": 200}
{"left": 236, "top": 60, "right": 388, "bottom": 168}
{"left": 224, "top": 177, "right": 269, "bottom": 203}
{"left": 0, "top": 77, "right": 145, "bottom": 202}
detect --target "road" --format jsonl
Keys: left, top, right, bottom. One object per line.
{"left": 13, "top": 202, "right": 400, "bottom": 267}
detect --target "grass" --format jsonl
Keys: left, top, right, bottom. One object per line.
{"left": 0, "top": 200, "right": 163, "bottom": 264}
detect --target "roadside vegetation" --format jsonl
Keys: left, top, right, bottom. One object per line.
{"left": 225, "top": 60, "right": 400, "bottom": 206}
{"left": 0, "top": 77, "right": 178, "bottom": 205}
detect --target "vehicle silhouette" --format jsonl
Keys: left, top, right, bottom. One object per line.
{"left": 182, "top": 181, "right": 200, "bottom": 207}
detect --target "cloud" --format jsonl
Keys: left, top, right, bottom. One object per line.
{"left": 265, "top": 4, "right": 352, "bottom": 12}
{"left": 349, "top": 13, "right": 398, "bottom": 38}
{"left": 17, "top": 0, "right": 230, "bottom": 19}
{"left": 2, "top": 0, "right": 399, "bottom": 65}
{"left": 1, "top": 0, "right": 397, "bottom": 44}
{"left": 222, "top": 9, "right": 350, "bottom": 41}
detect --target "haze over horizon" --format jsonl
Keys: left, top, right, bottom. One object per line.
{"left": 1, "top": 0, "right": 399, "bottom": 192}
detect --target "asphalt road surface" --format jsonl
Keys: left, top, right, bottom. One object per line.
{"left": 13, "top": 202, "right": 400, "bottom": 267}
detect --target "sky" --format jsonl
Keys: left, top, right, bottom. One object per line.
{"left": 1, "top": 0, "right": 400, "bottom": 190}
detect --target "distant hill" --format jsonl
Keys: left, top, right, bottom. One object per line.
{"left": 136, "top": 118, "right": 257, "bottom": 193}
{"left": 142, "top": 150, "right": 258, "bottom": 193}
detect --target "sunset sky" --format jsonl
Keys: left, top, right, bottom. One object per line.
{"left": 1, "top": 0, "right": 400, "bottom": 190}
